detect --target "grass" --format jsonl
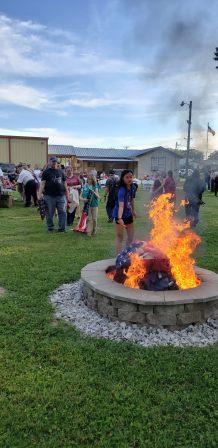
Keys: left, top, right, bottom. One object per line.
{"left": 0, "top": 189, "right": 217, "bottom": 447}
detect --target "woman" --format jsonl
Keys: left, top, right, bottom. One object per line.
{"left": 80, "top": 174, "right": 100, "bottom": 236}
{"left": 151, "top": 172, "right": 163, "bottom": 200}
{"left": 66, "top": 167, "right": 81, "bottom": 226}
{"left": 163, "top": 170, "right": 176, "bottom": 198}
{"left": 113, "top": 169, "right": 136, "bottom": 254}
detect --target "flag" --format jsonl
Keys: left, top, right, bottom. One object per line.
{"left": 208, "top": 124, "right": 215, "bottom": 136}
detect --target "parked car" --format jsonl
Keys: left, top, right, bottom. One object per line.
{"left": 0, "top": 163, "right": 16, "bottom": 174}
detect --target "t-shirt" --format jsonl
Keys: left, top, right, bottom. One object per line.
{"left": 33, "top": 169, "right": 41, "bottom": 183}
{"left": 106, "top": 176, "right": 119, "bottom": 204}
{"left": 82, "top": 184, "right": 99, "bottom": 207}
{"left": 0, "top": 168, "right": 3, "bottom": 177}
{"left": 66, "top": 175, "right": 81, "bottom": 188}
{"left": 17, "top": 169, "right": 34, "bottom": 186}
{"left": 41, "top": 168, "right": 66, "bottom": 196}
{"left": 113, "top": 185, "right": 135, "bottom": 219}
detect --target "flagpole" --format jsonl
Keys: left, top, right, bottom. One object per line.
{"left": 206, "top": 122, "right": 209, "bottom": 160}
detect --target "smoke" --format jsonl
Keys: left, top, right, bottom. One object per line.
{"left": 120, "top": 0, "right": 218, "bottom": 150}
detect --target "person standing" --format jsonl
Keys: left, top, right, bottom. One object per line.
{"left": 151, "top": 172, "right": 163, "bottom": 200}
{"left": 214, "top": 172, "right": 218, "bottom": 197}
{"left": 17, "top": 164, "right": 38, "bottom": 207}
{"left": 65, "top": 167, "right": 81, "bottom": 226}
{"left": 104, "top": 170, "right": 119, "bottom": 222}
{"left": 183, "top": 169, "right": 205, "bottom": 227}
{"left": 113, "top": 169, "right": 136, "bottom": 254}
{"left": 0, "top": 166, "right": 3, "bottom": 194}
{"left": 38, "top": 157, "right": 69, "bottom": 232}
{"left": 80, "top": 174, "right": 100, "bottom": 236}
{"left": 163, "top": 170, "right": 176, "bottom": 198}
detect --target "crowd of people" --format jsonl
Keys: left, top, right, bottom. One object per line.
{"left": 1, "top": 158, "right": 217, "bottom": 253}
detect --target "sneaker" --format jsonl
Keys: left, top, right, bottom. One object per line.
{"left": 58, "top": 229, "right": 66, "bottom": 233}
{"left": 48, "top": 228, "right": 54, "bottom": 233}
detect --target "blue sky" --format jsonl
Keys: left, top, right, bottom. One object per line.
{"left": 0, "top": 0, "right": 218, "bottom": 153}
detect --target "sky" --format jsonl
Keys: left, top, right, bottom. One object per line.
{"left": 0, "top": 0, "right": 218, "bottom": 153}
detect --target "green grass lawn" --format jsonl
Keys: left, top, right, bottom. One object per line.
{"left": 0, "top": 189, "right": 217, "bottom": 447}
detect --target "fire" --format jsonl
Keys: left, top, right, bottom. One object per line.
{"left": 149, "top": 194, "right": 201, "bottom": 289}
{"left": 124, "top": 253, "right": 146, "bottom": 289}
{"left": 106, "top": 270, "right": 115, "bottom": 280}
{"left": 106, "top": 193, "right": 201, "bottom": 291}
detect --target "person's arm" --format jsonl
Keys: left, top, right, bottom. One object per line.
{"left": 64, "top": 181, "right": 70, "bottom": 201}
{"left": 92, "top": 186, "right": 100, "bottom": 199}
{"left": 38, "top": 180, "right": 46, "bottom": 200}
{"left": 131, "top": 198, "right": 137, "bottom": 218}
{"left": 117, "top": 202, "right": 125, "bottom": 227}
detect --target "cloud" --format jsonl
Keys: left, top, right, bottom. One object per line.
{"left": 67, "top": 93, "right": 152, "bottom": 109}
{"left": 0, "top": 82, "right": 50, "bottom": 110}
{"left": 0, "top": 13, "right": 139, "bottom": 77}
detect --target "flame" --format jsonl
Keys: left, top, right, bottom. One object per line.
{"left": 106, "top": 271, "right": 115, "bottom": 280}
{"left": 124, "top": 253, "right": 146, "bottom": 289}
{"left": 106, "top": 193, "right": 201, "bottom": 291}
{"left": 149, "top": 194, "right": 201, "bottom": 289}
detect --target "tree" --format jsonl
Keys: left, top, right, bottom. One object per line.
{"left": 208, "top": 150, "right": 218, "bottom": 160}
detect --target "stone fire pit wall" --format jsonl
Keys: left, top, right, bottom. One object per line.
{"left": 81, "top": 259, "right": 218, "bottom": 331}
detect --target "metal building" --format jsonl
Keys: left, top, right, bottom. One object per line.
{"left": 0, "top": 135, "right": 48, "bottom": 167}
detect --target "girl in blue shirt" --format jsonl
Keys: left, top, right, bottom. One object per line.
{"left": 113, "top": 169, "right": 136, "bottom": 253}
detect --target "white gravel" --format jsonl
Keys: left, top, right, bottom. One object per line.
{"left": 50, "top": 280, "right": 218, "bottom": 347}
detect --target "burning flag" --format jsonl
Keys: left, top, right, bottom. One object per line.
{"left": 107, "top": 194, "right": 201, "bottom": 291}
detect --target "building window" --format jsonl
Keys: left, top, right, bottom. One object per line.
{"left": 151, "top": 156, "right": 166, "bottom": 171}
{"left": 87, "top": 161, "right": 95, "bottom": 167}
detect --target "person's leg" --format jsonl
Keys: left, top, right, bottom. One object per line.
{"left": 44, "top": 195, "right": 55, "bottom": 231}
{"left": 24, "top": 181, "right": 31, "bottom": 206}
{"left": 126, "top": 223, "right": 134, "bottom": 246}
{"left": 115, "top": 223, "right": 124, "bottom": 254}
{"left": 190, "top": 204, "right": 199, "bottom": 227}
{"left": 92, "top": 207, "right": 98, "bottom": 235}
{"left": 106, "top": 202, "right": 114, "bottom": 222}
{"left": 215, "top": 184, "right": 218, "bottom": 197}
{"left": 56, "top": 195, "right": 67, "bottom": 231}
{"left": 31, "top": 180, "right": 38, "bottom": 206}
{"left": 86, "top": 208, "right": 93, "bottom": 236}
{"left": 67, "top": 208, "right": 76, "bottom": 226}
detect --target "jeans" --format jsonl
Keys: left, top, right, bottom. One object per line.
{"left": 44, "top": 195, "right": 67, "bottom": 231}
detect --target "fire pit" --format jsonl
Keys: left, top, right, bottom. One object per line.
{"left": 81, "top": 194, "right": 218, "bottom": 330}
{"left": 81, "top": 260, "right": 218, "bottom": 330}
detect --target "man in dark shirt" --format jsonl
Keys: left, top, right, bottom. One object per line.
{"left": 39, "top": 157, "right": 69, "bottom": 232}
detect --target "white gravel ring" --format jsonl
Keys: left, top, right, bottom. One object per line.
{"left": 50, "top": 280, "right": 218, "bottom": 347}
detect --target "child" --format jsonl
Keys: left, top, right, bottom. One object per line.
{"left": 113, "top": 169, "right": 136, "bottom": 254}
{"left": 81, "top": 174, "right": 100, "bottom": 236}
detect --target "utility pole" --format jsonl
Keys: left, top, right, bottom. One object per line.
{"left": 185, "top": 101, "right": 192, "bottom": 176}
{"left": 181, "top": 100, "right": 192, "bottom": 176}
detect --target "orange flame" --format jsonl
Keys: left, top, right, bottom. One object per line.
{"left": 124, "top": 253, "right": 146, "bottom": 289}
{"left": 149, "top": 194, "right": 201, "bottom": 289}
{"left": 106, "top": 271, "right": 115, "bottom": 280}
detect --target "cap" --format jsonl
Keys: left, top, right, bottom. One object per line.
{"left": 49, "top": 156, "right": 58, "bottom": 162}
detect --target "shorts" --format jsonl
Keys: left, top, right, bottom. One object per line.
{"left": 115, "top": 215, "right": 133, "bottom": 225}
